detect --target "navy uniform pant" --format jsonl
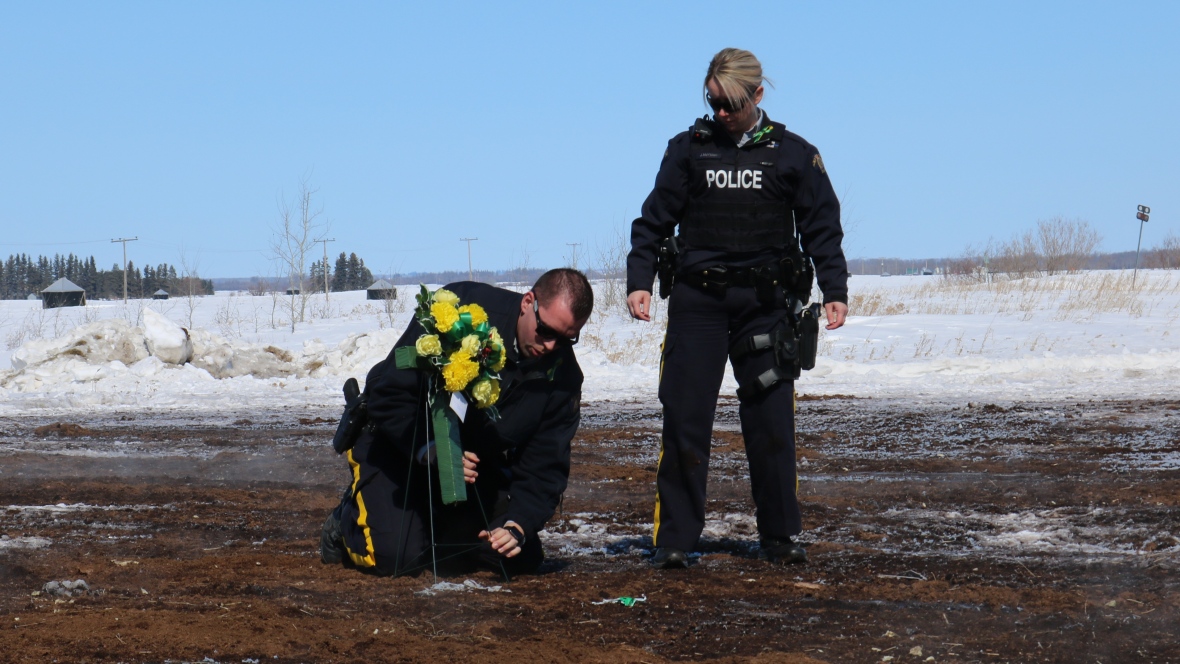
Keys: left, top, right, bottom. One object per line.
{"left": 336, "top": 430, "right": 543, "bottom": 577}
{"left": 654, "top": 281, "right": 801, "bottom": 551}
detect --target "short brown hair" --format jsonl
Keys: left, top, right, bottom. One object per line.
{"left": 704, "top": 48, "right": 772, "bottom": 110}
{"left": 533, "top": 268, "right": 593, "bottom": 322}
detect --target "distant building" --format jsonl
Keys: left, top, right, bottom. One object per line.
{"left": 153, "top": 289, "right": 170, "bottom": 300}
{"left": 366, "top": 279, "right": 397, "bottom": 301}
{"left": 286, "top": 288, "right": 301, "bottom": 296}
{"left": 26, "top": 293, "right": 38, "bottom": 301}
{"left": 41, "top": 278, "right": 86, "bottom": 309}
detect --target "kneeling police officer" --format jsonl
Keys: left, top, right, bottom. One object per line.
{"left": 626, "top": 48, "right": 849, "bottom": 569}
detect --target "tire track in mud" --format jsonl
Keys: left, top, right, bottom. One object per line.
{"left": 0, "top": 397, "right": 1176, "bottom": 662}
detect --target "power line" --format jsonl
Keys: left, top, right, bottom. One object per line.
{"left": 0, "top": 239, "right": 110, "bottom": 247}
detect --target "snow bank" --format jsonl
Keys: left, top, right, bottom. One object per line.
{"left": 142, "top": 308, "right": 192, "bottom": 365}
{"left": 0, "top": 308, "right": 401, "bottom": 411}
{"left": 2, "top": 272, "right": 1179, "bottom": 415}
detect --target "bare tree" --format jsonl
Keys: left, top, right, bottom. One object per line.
{"left": 991, "top": 231, "right": 1039, "bottom": 279}
{"left": 593, "top": 222, "right": 631, "bottom": 316}
{"left": 1144, "top": 232, "right": 1180, "bottom": 269}
{"left": 1036, "top": 217, "right": 1101, "bottom": 275}
{"left": 506, "top": 245, "right": 533, "bottom": 291}
{"left": 178, "top": 247, "right": 203, "bottom": 329}
{"left": 943, "top": 242, "right": 994, "bottom": 284}
{"left": 271, "top": 177, "right": 324, "bottom": 333}
{"left": 249, "top": 276, "right": 271, "bottom": 297}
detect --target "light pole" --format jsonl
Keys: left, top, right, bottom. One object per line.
{"left": 111, "top": 237, "right": 138, "bottom": 302}
{"left": 1133, "top": 205, "right": 1151, "bottom": 287}
{"left": 459, "top": 238, "right": 478, "bottom": 281}
{"left": 314, "top": 238, "right": 335, "bottom": 296}
{"left": 566, "top": 242, "right": 581, "bottom": 270}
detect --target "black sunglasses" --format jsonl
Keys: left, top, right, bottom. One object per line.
{"left": 532, "top": 297, "right": 579, "bottom": 346}
{"left": 706, "top": 91, "right": 749, "bottom": 114}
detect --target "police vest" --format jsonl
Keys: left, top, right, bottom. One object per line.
{"left": 680, "top": 117, "right": 795, "bottom": 252}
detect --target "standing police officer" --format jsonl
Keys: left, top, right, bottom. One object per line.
{"left": 627, "top": 48, "right": 849, "bottom": 569}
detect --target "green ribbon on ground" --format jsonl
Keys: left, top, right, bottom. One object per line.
{"left": 429, "top": 396, "right": 467, "bottom": 505}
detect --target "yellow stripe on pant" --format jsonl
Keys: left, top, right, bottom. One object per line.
{"left": 344, "top": 449, "right": 377, "bottom": 568}
{"left": 652, "top": 445, "right": 665, "bottom": 545}
{"left": 652, "top": 332, "right": 669, "bottom": 545}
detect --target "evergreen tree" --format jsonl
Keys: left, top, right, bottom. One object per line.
{"left": 126, "top": 261, "right": 143, "bottom": 297}
{"left": 84, "top": 257, "right": 98, "bottom": 296}
{"left": 332, "top": 252, "right": 348, "bottom": 292}
{"left": 346, "top": 253, "right": 361, "bottom": 290}
{"left": 356, "top": 257, "right": 373, "bottom": 290}
{"left": 309, "top": 258, "right": 331, "bottom": 293}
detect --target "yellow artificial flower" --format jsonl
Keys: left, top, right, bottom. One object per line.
{"left": 441, "top": 351, "right": 480, "bottom": 392}
{"left": 470, "top": 378, "right": 501, "bottom": 409}
{"left": 458, "top": 303, "right": 488, "bottom": 327}
{"left": 460, "top": 334, "right": 482, "bottom": 357}
{"left": 431, "top": 302, "right": 460, "bottom": 332}
{"left": 414, "top": 334, "right": 442, "bottom": 356}
{"left": 432, "top": 289, "right": 459, "bottom": 306}
{"left": 490, "top": 341, "right": 506, "bottom": 372}
{"left": 489, "top": 328, "right": 503, "bottom": 345}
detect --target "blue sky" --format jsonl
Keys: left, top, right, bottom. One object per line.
{"left": 2, "top": 2, "right": 1177, "bottom": 277}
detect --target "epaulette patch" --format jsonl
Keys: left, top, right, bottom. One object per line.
{"left": 812, "top": 153, "right": 826, "bottom": 174}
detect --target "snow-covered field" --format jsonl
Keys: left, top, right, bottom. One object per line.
{"left": 2, "top": 270, "right": 1178, "bottom": 416}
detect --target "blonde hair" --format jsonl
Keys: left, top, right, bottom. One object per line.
{"left": 704, "top": 48, "right": 773, "bottom": 109}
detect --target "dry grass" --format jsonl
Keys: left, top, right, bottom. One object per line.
{"left": 819, "top": 270, "right": 1180, "bottom": 365}
{"left": 849, "top": 271, "right": 1180, "bottom": 320}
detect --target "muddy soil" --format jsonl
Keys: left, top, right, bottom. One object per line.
{"left": 0, "top": 396, "right": 1177, "bottom": 663}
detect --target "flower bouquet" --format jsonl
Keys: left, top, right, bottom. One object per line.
{"left": 394, "top": 286, "right": 506, "bottom": 504}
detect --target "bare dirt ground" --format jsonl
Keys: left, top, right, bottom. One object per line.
{"left": 0, "top": 395, "right": 1177, "bottom": 663}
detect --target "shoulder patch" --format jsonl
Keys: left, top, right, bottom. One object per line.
{"left": 812, "top": 153, "right": 826, "bottom": 174}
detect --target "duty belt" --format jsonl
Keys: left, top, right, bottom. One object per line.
{"left": 679, "top": 264, "right": 779, "bottom": 296}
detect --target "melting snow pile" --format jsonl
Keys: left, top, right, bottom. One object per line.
{"left": 1, "top": 307, "right": 401, "bottom": 412}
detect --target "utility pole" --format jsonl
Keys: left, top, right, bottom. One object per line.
{"left": 314, "top": 238, "right": 335, "bottom": 297}
{"left": 111, "top": 237, "right": 138, "bottom": 302}
{"left": 459, "top": 237, "right": 478, "bottom": 281}
{"left": 1133, "top": 205, "right": 1151, "bottom": 287}
{"left": 566, "top": 242, "right": 581, "bottom": 270}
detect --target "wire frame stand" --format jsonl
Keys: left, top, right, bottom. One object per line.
{"left": 390, "top": 378, "right": 511, "bottom": 583}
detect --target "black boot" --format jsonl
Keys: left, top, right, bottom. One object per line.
{"left": 651, "top": 547, "right": 688, "bottom": 569}
{"left": 759, "top": 536, "right": 807, "bottom": 565}
{"left": 320, "top": 507, "right": 347, "bottom": 565}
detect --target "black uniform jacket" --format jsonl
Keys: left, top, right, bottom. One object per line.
{"left": 362, "top": 282, "right": 583, "bottom": 538}
{"left": 627, "top": 114, "right": 849, "bottom": 304}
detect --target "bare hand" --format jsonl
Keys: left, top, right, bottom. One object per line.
{"left": 462, "top": 451, "right": 480, "bottom": 484}
{"left": 824, "top": 302, "right": 848, "bottom": 330}
{"left": 478, "top": 521, "right": 524, "bottom": 558}
{"left": 627, "top": 290, "right": 652, "bottom": 321}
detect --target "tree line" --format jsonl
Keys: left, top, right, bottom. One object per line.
{"left": 0, "top": 253, "right": 214, "bottom": 300}
{"left": 307, "top": 252, "right": 374, "bottom": 292}
{"left": 943, "top": 217, "right": 1180, "bottom": 280}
